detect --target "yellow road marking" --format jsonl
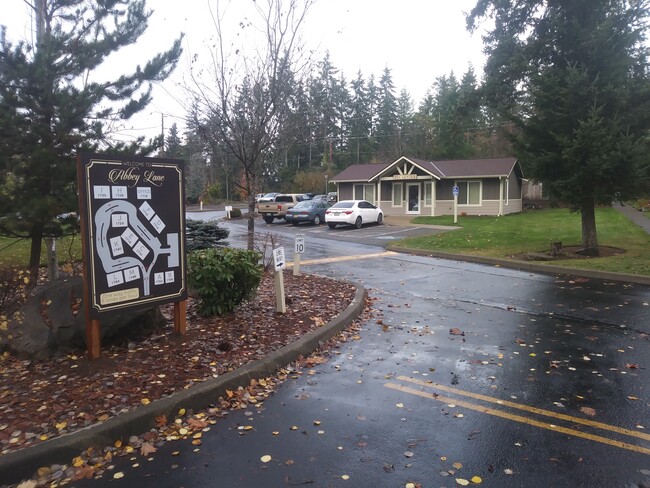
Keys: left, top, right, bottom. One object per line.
{"left": 395, "top": 376, "right": 650, "bottom": 442}
{"left": 285, "top": 251, "right": 397, "bottom": 267}
{"left": 385, "top": 382, "right": 650, "bottom": 456}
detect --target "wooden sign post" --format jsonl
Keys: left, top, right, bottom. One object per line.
{"left": 77, "top": 153, "right": 188, "bottom": 359}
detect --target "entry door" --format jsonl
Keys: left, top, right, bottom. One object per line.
{"left": 406, "top": 183, "right": 420, "bottom": 214}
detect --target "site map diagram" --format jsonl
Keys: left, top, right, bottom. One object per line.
{"left": 78, "top": 155, "right": 187, "bottom": 317}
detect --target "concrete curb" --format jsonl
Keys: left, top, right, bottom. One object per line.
{"left": 387, "top": 246, "right": 650, "bottom": 286}
{"left": 0, "top": 283, "right": 368, "bottom": 486}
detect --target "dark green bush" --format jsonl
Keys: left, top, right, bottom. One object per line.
{"left": 186, "top": 219, "right": 230, "bottom": 252}
{"left": 187, "top": 248, "right": 262, "bottom": 316}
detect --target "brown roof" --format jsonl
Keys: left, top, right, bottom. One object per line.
{"left": 331, "top": 162, "right": 390, "bottom": 182}
{"left": 331, "top": 157, "right": 521, "bottom": 182}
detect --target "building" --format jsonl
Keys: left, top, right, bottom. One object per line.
{"left": 330, "top": 156, "right": 523, "bottom": 217}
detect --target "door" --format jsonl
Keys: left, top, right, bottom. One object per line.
{"left": 406, "top": 183, "right": 420, "bottom": 214}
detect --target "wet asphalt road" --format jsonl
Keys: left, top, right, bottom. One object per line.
{"left": 74, "top": 217, "right": 650, "bottom": 487}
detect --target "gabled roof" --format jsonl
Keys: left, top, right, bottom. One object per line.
{"left": 330, "top": 162, "right": 390, "bottom": 182}
{"left": 331, "top": 157, "right": 521, "bottom": 182}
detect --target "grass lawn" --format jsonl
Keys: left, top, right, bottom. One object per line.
{"left": 395, "top": 208, "right": 650, "bottom": 276}
{"left": 0, "top": 235, "right": 83, "bottom": 268}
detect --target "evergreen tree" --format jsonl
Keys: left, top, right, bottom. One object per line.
{"left": 166, "top": 122, "right": 184, "bottom": 159}
{"left": 0, "top": 0, "right": 182, "bottom": 272}
{"left": 348, "top": 71, "right": 373, "bottom": 164}
{"left": 376, "top": 67, "right": 399, "bottom": 158}
{"left": 469, "top": 0, "right": 650, "bottom": 254}
{"left": 395, "top": 88, "right": 414, "bottom": 156}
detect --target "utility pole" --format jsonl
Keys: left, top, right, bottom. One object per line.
{"left": 161, "top": 113, "right": 165, "bottom": 156}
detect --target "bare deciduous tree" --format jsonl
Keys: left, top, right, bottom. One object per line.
{"left": 190, "top": 0, "right": 315, "bottom": 250}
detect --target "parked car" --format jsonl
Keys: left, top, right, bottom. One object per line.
{"left": 257, "top": 193, "right": 310, "bottom": 223}
{"left": 285, "top": 200, "right": 331, "bottom": 226}
{"left": 312, "top": 194, "right": 328, "bottom": 202}
{"left": 325, "top": 200, "right": 383, "bottom": 229}
{"left": 257, "top": 192, "right": 281, "bottom": 203}
{"left": 254, "top": 193, "right": 264, "bottom": 202}
{"left": 327, "top": 192, "right": 338, "bottom": 203}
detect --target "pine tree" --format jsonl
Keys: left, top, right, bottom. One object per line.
{"left": 376, "top": 67, "right": 398, "bottom": 158}
{"left": 0, "top": 0, "right": 182, "bottom": 272}
{"left": 469, "top": 0, "right": 650, "bottom": 254}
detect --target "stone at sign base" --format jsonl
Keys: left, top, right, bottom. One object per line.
{"left": 1, "top": 276, "right": 166, "bottom": 359}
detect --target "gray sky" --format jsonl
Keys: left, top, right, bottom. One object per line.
{"left": 3, "top": 0, "right": 486, "bottom": 141}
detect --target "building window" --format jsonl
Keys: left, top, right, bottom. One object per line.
{"left": 424, "top": 182, "right": 432, "bottom": 206}
{"left": 456, "top": 180, "right": 481, "bottom": 205}
{"left": 354, "top": 184, "right": 374, "bottom": 202}
{"left": 392, "top": 182, "right": 403, "bottom": 206}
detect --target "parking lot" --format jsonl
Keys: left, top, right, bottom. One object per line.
{"left": 225, "top": 214, "right": 456, "bottom": 248}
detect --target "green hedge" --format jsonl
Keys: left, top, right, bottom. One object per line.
{"left": 187, "top": 248, "right": 262, "bottom": 316}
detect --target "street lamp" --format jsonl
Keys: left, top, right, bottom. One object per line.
{"left": 325, "top": 174, "right": 328, "bottom": 194}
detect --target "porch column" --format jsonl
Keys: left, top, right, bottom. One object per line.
{"left": 377, "top": 179, "right": 381, "bottom": 208}
{"left": 498, "top": 177, "right": 504, "bottom": 216}
{"left": 431, "top": 178, "right": 436, "bottom": 217}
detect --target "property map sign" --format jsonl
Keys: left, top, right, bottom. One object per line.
{"left": 77, "top": 153, "right": 187, "bottom": 317}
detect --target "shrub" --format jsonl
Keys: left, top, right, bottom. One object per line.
{"left": 0, "top": 265, "right": 32, "bottom": 328}
{"left": 186, "top": 219, "right": 230, "bottom": 252}
{"left": 187, "top": 248, "right": 262, "bottom": 316}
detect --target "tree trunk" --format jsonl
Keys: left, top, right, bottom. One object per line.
{"left": 28, "top": 223, "right": 44, "bottom": 277}
{"left": 579, "top": 198, "right": 599, "bottom": 256}
{"left": 247, "top": 196, "right": 256, "bottom": 251}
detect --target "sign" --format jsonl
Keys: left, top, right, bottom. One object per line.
{"left": 273, "top": 247, "right": 286, "bottom": 271}
{"left": 393, "top": 174, "right": 411, "bottom": 180}
{"left": 77, "top": 153, "right": 187, "bottom": 318}
{"left": 294, "top": 234, "right": 305, "bottom": 254}
{"left": 452, "top": 185, "right": 459, "bottom": 197}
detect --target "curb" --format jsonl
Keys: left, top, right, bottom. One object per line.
{"left": 386, "top": 246, "right": 650, "bottom": 286}
{"left": 0, "top": 283, "right": 368, "bottom": 486}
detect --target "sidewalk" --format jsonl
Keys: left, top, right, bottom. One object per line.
{"left": 614, "top": 202, "right": 650, "bottom": 234}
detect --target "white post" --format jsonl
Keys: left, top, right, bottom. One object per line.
{"left": 293, "top": 234, "right": 304, "bottom": 276}
{"left": 454, "top": 194, "right": 458, "bottom": 224}
{"left": 293, "top": 253, "right": 301, "bottom": 276}
{"left": 200, "top": 201, "right": 203, "bottom": 210}
{"left": 273, "top": 247, "right": 286, "bottom": 313}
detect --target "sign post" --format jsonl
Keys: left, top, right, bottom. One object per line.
{"left": 452, "top": 185, "right": 459, "bottom": 224}
{"left": 77, "top": 153, "right": 187, "bottom": 359}
{"left": 293, "top": 234, "right": 305, "bottom": 276}
{"left": 273, "top": 247, "right": 286, "bottom": 313}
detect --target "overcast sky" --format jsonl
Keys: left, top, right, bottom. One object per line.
{"left": 3, "top": 0, "right": 487, "bottom": 141}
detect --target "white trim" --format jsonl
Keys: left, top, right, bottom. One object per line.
{"left": 392, "top": 182, "right": 403, "bottom": 207}
{"left": 406, "top": 183, "right": 420, "bottom": 215}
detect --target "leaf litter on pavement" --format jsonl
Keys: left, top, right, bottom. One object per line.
{"left": 2, "top": 272, "right": 370, "bottom": 487}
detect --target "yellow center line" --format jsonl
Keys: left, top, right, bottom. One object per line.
{"left": 285, "top": 251, "right": 397, "bottom": 267}
{"left": 384, "top": 382, "right": 650, "bottom": 456}
{"left": 395, "top": 375, "right": 650, "bottom": 442}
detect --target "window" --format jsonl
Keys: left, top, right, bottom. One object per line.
{"left": 392, "top": 182, "right": 403, "bottom": 206}
{"left": 354, "top": 184, "right": 374, "bottom": 202}
{"left": 424, "top": 182, "right": 432, "bottom": 206}
{"left": 456, "top": 180, "right": 481, "bottom": 205}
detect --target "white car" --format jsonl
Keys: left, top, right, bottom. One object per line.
{"left": 325, "top": 200, "right": 383, "bottom": 229}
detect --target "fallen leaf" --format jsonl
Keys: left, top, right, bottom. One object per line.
{"left": 404, "top": 451, "right": 414, "bottom": 458}
{"left": 450, "top": 328, "right": 464, "bottom": 336}
{"left": 456, "top": 478, "right": 469, "bottom": 486}
{"left": 113, "top": 472, "right": 124, "bottom": 479}
{"left": 155, "top": 414, "right": 167, "bottom": 427}
{"left": 140, "top": 442, "right": 157, "bottom": 456}
{"left": 580, "top": 406, "right": 596, "bottom": 417}
{"left": 260, "top": 455, "right": 272, "bottom": 463}
{"left": 341, "top": 474, "right": 350, "bottom": 480}
{"left": 16, "top": 481, "right": 37, "bottom": 488}
{"left": 625, "top": 363, "right": 639, "bottom": 369}
{"left": 471, "top": 475, "right": 483, "bottom": 483}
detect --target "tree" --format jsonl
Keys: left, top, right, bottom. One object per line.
{"left": 190, "top": 0, "right": 314, "bottom": 250}
{"left": 0, "top": 0, "right": 182, "bottom": 273}
{"left": 166, "top": 122, "right": 184, "bottom": 158}
{"left": 468, "top": 0, "right": 650, "bottom": 255}
{"left": 376, "top": 67, "right": 399, "bottom": 158}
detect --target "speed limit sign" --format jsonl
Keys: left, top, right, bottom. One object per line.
{"left": 295, "top": 234, "right": 305, "bottom": 254}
